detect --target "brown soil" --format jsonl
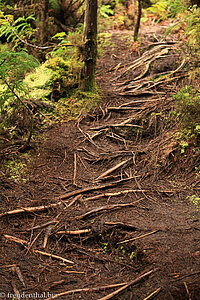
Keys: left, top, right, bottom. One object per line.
{"left": 0, "top": 24, "right": 200, "bottom": 299}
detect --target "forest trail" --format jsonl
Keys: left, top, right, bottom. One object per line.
{"left": 0, "top": 24, "right": 200, "bottom": 299}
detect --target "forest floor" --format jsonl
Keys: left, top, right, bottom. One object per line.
{"left": 0, "top": 23, "right": 200, "bottom": 299}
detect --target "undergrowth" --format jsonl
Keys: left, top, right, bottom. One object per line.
{"left": 174, "top": 86, "right": 200, "bottom": 152}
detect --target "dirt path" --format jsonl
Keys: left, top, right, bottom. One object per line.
{"left": 0, "top": 25, "right": 200, "bottom": 299}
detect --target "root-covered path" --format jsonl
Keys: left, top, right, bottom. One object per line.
{"left": 0, "top": 25, "right": 200, "bottom": 299}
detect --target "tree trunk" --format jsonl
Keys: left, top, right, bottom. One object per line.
{"left": 82, "top": 0, "right": 98, "bottom": 91}
{"left": 134, "top": 0, "right": 142, "bottom": 41}
{"left": 41, "top": 0, "right": 49, "bottom": 45}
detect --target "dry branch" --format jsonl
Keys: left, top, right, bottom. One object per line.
{"left": 26, "top": 220, "right": 58, "bottom": 231}
{"left": 0, "top": 179, "right": 134, "bottom": 219}
{"left": 118, "top": 230, "right": 159, "bottom": 244}
{"left": 46, "top": 269, "right": 156, "bottom": 300}
{"left": 56, "top": 177, "right": 134, "bottom": 200}
{"left": 98, "top": 269, "right": 157, "bottom": 300}
{"left": 143, "top": 288, "right": 161, "bottom": 300}
{"left": 0, "top": 180, "right": 135, "bottom": 218}
{"left": 45, "top": 282, "right": 128, "bottom": 300}
{"left": 77, "top": 198, "right": 144, "bottom": 220}
{"left": 64, "top": 194, "right": 82, "bottom": 208}
{"left": 96, "top": 159, "right": 129, "bottom": 180}
{"left": 12, "top": 265, "right": 25, "bottom": 287}
{"left": 43, "top": 225, "right": 53, "bottom": 248}
{"left": 0, "top": 203, "right": 61, "bottom": 218}
{"left": 56, "top": 229, "right": 92, "bottom": 235}
{"left": 83, "top": 189, "right": 148, "bottom": 202}
{"left": 4, "top": 234, "right": 74, "bottom": 264}
{"left": 73, "top": 152, "right": 77, "bottom": 185}
{"left": 90, "top": 121, "right": 142, "bottom": 131}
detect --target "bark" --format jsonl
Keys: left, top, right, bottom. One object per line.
{"left": 82, "top": 0, "right": 98, "bottom": 91}
{"left": 40, "top": 0, "right": 49, "bottom": 45}
{"left": 134, "top": 0, "right": 142, "bottom": 41}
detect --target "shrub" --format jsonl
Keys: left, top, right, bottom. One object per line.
{"left": 174, "top": 86, "right": 200, "bottom": 145}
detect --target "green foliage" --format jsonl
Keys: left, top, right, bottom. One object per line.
{"left": 148, "top": 0, "right": 167, "bottom": 16}
{"left": 188, "top": 195, "right": 200, "bottom": 209}
{"left": 98, "top": 1, "right": 131, "bottom": 31}
{"left": 98, "top": 32, "right": 112, "bottom": 56}
{"left": 99, "top": 5, "right": 114, "bottom": 18}
{"left": 40, "top": 88, "right": 101, "bottom": 128}
{"left": 25, "top": 30, "right": 84, "bottom": 102}
{"left": 174, "top": 86, "right": 200, "bottom": 147}
{"left": 185, "top": 5, "right": 200, "bottom": 51}
{"left": 45, "top": 56, "right": 82, "bottom": 89}
{"left": 165, "top": 0, "right": 187, "bottom": 18}
{"left": 0, "top": 50, "right": 39, "bottom": 139}
{"left": 50, "top": 29, "right": 83, "bottom": 60}
{"left": 0, "top": 10, "right": 35, "bottom": 49}
{"left": 143, "top": 0, "right": 186, "bottom": 23}
{"left": 162, "top": 4, "right": 200, "bottom": 51}
{"left": 5, "top": 153, "right": 31, "bottom": 182}
{"left": 49, "top": 0, "right": 60, "bottom": 11}
{"left": 23, "top": 28, "right": 100, "bottom": 127}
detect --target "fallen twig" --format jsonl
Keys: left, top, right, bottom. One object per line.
{"left": 73, "top": 152, "right": 77, "bottom": 185}
{"left": 56, "top": 229, "right": 92, "bottom": 235}
{"left": 64, "top": 194, "right": 82, "bottom": 208}
{"left": 12, "top": 265, "right": 26, "bottom": 287}
{"left": 43, "top": 225, "right": 53, "bottom": 248}
{"left": 98, "top": 269, "right": 157, "bottom": 300}
{"left": 184, "top": 282, "right": 192, "bottom": 300}
{"left": 0, "top": 179, "right": 135, "bottom": 218}
{"left": 34, "top": 249, "right": 74, "bottom": 264}
{"left": 96, "top": 159, "right": 129, "bottom": 180}
{"left": 83, "top": 189, "right": 148, "bottom": 202}
{"left": 77, "top": 121, "right": 105, "bottom": 151}
{"left": 77, "top": 198, "right": 144, "bottom": 220}
{"left": 143, "top": 288, "right": 161, "bottom": 300}
{"left": 4, "top": 234, "right": 74, "bottom": 264}
{"left": 45, "top": 282, "right": 128, "bottom": 300}
{"left": 11, "top": 281, "right": 20, "bottom": 299}
{"left": 46, "top": 269, "right": 156, "bottom": 300}
{"left": 55, "top": 177, "right": 134, "bottom": 200}
{"left": 0, "top": 203, "right": 61, "bottom": 218}
{"left": 26, "top": 220, "right": 58, "bottom": 231}
{"left": 90, "top": 122, "right": 142, "bottom": 131}
{"left": 118, "top": 230, "right": 160, "bottom": 244}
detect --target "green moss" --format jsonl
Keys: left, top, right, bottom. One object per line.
{"left": 174, "top": 85, "right": 200, "bottom": 149}
{"left": 189, "top": 195, "right": 200, "bottom": 210}
{"left": 5, "top": 153, "right": 31, "bottom": 183}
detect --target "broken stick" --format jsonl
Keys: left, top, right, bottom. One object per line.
{"left": 96, "top": 159, "right": 129, "bottom": 180}
{"left": 4, "top": 234, "right": 74, "bottom": 264}
{"left": 98, "top": 269, "right": 157, "bottom": 300}
{"left": 143, "top": 287, "right": 161, "bottom": 300}
{"left": 118, "top": 230, "right": 159, "bottom": 244}
{"left": 77, "top": 198, "right": 144, "bottom": 220}
{"left": 45, "top": 282, "right": 128, "bottom": 300}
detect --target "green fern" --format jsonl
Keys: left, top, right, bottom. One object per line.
{"left": 0, "top": 10, "right": 35, "bottom": 49}
{"left": 99, "top": 5, "right": 114, "bottom": 18}
{"left": 0, "top": 50, "right": 39, "bottom": 146}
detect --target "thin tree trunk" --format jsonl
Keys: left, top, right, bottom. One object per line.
{"left": 41, "top": 0, "right": 49, "bottom": 45}
{"left": 82, "top": 0, "right": 98, "bottom": 91}
{"left": 134, "top": 0, "right": 142, "bottom": 41}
